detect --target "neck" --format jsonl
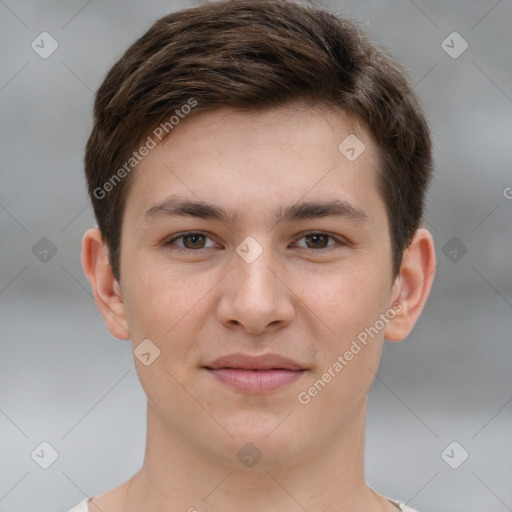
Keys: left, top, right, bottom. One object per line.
{"left": 122, "top": 399, "right": 394, "bottom": 512}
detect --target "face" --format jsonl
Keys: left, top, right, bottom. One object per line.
{"left": 116, "top": 105, "right": 402, "bottom": 466}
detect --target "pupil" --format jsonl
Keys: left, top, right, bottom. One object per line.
{"left": 185, "top": 234, "right": 204, "bottom": 249}
{"left": 308, "top": 234, "right": 327, "bottom": 248}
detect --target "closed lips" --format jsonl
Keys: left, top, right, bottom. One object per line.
{"left": 203, "top": 354, "right": 307, "bottom": 393}
{"left": 203, "top": 353, "right": 306, "bottom": 371}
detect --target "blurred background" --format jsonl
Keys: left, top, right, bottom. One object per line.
{"left": 1, "top": 1, "right": 511, "bottom": 511}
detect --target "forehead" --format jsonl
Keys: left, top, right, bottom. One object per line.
{"left": 123, "top": 105, "right": 384, "bottom": 229}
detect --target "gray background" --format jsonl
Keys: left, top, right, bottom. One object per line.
{"left": 1, "top": 0, "right": 511, "bottom": 511}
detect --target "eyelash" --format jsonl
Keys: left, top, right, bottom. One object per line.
{"left": 164, "top": 231, "right": 347, "bottom": 254}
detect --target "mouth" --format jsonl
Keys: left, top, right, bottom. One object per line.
{"left": 203, "top": 353, "right": 307, "bottom": 393}
{"left": 204, "top": 368, "right": 306, "bottom": 393}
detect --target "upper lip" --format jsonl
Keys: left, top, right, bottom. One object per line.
{"left": 204, "top": 353, "right": 305, "bottom": 371}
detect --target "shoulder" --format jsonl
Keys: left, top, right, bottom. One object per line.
{"left": 66, "top": 497, "right": 90, "bottom": 512}
{"left": 387, "top": 498, "right": 422, "bottom": 512}
{"left": 400, "top": 504, "right": 422, "bottom": 512}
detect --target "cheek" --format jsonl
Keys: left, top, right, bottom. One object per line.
{"left": 298, "top": 264, "right": 390, "bottom": 400}
{"left": 302, "top": 264, "right": 389, "bottom": 335}
{"left": 123, "top": 273, "right": 205, "bottom": 400}
{"left": 298, "top": 273, "right": 387, "bottom": 411}
{"left": 123, "top": 261, "right": 215, "bottom": 353}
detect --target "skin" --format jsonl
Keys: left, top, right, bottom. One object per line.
{"left": 82, "top": 105, "right": 436, "bottom": 512}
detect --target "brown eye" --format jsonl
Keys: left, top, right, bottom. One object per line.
{"left": 294, "top": 232, "right": 342, "bottom": 250}
{"left": 181, "top": 233, "right": 206, "bottom": 249}
{"left": 166, "top": 232, "right": 216, "bottom": 251}
{"left": 304, "top": 233, "right": 330, "bottom": 249}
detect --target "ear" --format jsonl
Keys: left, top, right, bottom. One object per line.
{"left": 81, "top": 227, "right": 130, "bottom": 340}
{"left": 384, "top": 228, "right": 436, "bottom": 342}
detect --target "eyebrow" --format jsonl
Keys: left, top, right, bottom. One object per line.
{"left": 143, "top": 195, "right": 368, "bottom": 225}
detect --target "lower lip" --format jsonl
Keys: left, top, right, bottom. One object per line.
{"left": 205, "top": 368, "right": 306, "bottom": 393}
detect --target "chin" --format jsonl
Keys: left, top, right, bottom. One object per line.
{"left": 206, "top": 417, "right": 302, "bottom": 466}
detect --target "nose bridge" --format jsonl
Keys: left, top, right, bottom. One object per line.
{"left": 217, "top": 234, "right": 294, "bottom": 332}
{"left": 233, "top": 236, "right": 281, "bottom": 304}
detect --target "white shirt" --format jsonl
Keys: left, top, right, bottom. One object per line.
{"left": 67, "top": 496, "right": 421, "bottom": 511}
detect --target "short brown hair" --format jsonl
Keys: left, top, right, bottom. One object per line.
{"left": 85, "top": 0, "right": 432, "bottom": 283}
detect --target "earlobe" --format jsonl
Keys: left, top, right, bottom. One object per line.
{"left": 384, "top": 228, "right": 436, "bottom": 342}
{"left": 81, "top": 228, "right": 130, "bottom": 340}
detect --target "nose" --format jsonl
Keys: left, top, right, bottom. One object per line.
{"left": 216, "top": 244, "right": 295, "bottom": 334}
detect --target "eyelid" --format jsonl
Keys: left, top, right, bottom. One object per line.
{"left": 165, "top": 230, "right": 348, "bottom": 252}
{"left": 165, "top": 231, "right": 219, "bottom": 250}
{"left": 292, "top": 230, "right": 348, "bottom": 249}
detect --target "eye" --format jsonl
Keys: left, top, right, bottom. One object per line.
{"left": 165, "top": 232, "right": 217, "bottom": 252}
{"left": 293, "top": 232, "right": 345, "bottom": 250}
{"left": 164, "top": 231, "right": 346, "bottom": 253}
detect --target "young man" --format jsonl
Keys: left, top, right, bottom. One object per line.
{"left": 76, "top": 0, "right": 436, "bottom": 510}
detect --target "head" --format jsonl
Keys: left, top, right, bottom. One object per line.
{"left": 82, "top": 0, "right": 435, "bottom": 468}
